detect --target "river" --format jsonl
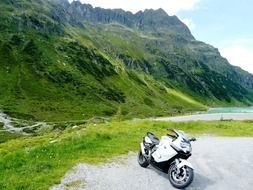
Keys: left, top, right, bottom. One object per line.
{"left": 0, "top": 111, "right": 46, "bottom": 133}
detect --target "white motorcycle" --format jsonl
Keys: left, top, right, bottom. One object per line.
{"left": 138, "top": 128, "right": 196, "bottom": 189}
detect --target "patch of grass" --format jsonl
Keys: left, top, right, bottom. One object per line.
{"left": 0, "top": 123, "right": 22, "bottom": 143}
{"left": 0, "top": 122, "right": 3, "bottom": 129}
{"left": 35, "top": 125, "right": 54, "bottom": 135}
{"left": 64, "top": 179, "right": 83, "bottom": 187}
{"left": 166, "top": 88, "right": 207, "bottom": 109}
{"left": 0, "top": 131, "right": 22, "bottom": 144}
{"left": 0, "top": 120, "right": 253, "bottom": 189}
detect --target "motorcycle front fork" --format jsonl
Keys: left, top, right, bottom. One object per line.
{"left": 174, "top": 159, "right": 181, "bottom": 174}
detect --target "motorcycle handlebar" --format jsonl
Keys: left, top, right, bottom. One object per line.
{"left": 189, "top": 137, "right": 196, "bottom": 142}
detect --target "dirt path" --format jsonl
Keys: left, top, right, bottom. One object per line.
{"left": 50, "top": 137, "right": 253, "bottom": 190}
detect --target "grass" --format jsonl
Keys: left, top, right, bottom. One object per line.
{"left": 64, "top": 179, "right": 83, "bottom": 187}
{"left": 0, "top": 122, "right": 3, "bottom": 129}
{"left": 0, "top": 120, "right": 253, "bottom": 189}
{"left": 0, "top": 131, "right": 22, "bottom": 144}
{"left": 0, "top": 122, "right": 22, "bottom": 143}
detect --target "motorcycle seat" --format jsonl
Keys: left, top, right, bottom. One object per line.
{"left": 147, "top": 132, "right": 160, "bottom": 145}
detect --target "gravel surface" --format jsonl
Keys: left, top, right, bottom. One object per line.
{"left": 155, "top": 113, "right": 253, "bottom": 122}
{"left": 50, "top": 137, "right": 253, "bottom": 190}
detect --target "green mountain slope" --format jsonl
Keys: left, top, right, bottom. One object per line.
{"left": 0, "top": 0, "right": 252, "bottom": 121}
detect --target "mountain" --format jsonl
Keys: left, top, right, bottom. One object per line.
{"left": 0, "top": 0, "right": 252, "bottom": 121}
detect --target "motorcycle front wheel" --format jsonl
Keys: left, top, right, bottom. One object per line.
{"left": 168, "top": 164, "right": 194, "bottom": 189}
{"left": 137, "top": 151, "right": 149, "bottom": 168}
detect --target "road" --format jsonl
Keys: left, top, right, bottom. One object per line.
{"left": 51, "top": 137, "right": 253, "bottom": 190}
{"left": 154, "top": 112, "right": 253, "bottom": 122}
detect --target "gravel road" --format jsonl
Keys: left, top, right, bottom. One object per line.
{"left": 50, "top": 137, "right": 253, "bottom": 190}
{"left": 155, "top": 113, "right": 253, "bottom": 122}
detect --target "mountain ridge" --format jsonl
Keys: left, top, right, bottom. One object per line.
{"left": 62, "top": 0, "right": 253, "bottom": 88}
{"left": 67, "top": 0, "right": 194, "bottom": 39}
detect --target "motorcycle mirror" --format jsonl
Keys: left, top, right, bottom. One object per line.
{"left": 190, "top": 137, "right": 196, "bottom": 141}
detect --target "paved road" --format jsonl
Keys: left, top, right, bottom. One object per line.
{"left": 51, "top": 137, "right": 253, "bottom": 190}
{"left": 155, "top": 113, "right": 253, "bottom": 122}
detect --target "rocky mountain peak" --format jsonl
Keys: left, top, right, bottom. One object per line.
{"left": 64, "top": 1, "right": 193, "bottom": 38}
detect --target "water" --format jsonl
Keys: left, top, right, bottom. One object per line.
{"left": 0, "top": 111, "right": 47, "bottom": 133}
{"left": 156, "top": 107, "right": 253, "bottom": 121}
{"left": 207, "top": 107, "right": 253, "bottom": 113}
{"left": 0, "top": 112, "right": 21, "bottom": 132}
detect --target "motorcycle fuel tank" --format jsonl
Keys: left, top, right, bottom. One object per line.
{"left": 152, "top": 136, "right": 177, "bottom": 162}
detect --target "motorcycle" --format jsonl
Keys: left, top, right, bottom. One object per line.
{"left": 138, "top": 128, "right": 196, "bottom": 189}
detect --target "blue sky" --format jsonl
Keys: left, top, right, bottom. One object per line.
{"left": 178, "top": 0, "right": 253, "bottom": 73}
{"left": 70, "top": 0, "right": 253, "bottom": 73}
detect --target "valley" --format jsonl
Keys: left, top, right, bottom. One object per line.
{"left": 1, "top": 1, "right": 253, "bottom": 189}
{"left": 0, "top": 0, "right": 253, "bottom": 123}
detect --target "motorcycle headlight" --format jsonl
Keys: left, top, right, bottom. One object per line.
{"left": 180, "top": 142, "right": 189, "bottom": 148}
{"left": 180, "top": 142, "right": 191, "bottom": 152}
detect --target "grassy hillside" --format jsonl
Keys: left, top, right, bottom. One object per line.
{"left": 0, "top": 29, "right": 206, "bottom": 121}
{"left": 0, "top": 1, "right": 208, "bottom": 121}
{"left": 1, "top": 120, "right": 253, "bottom": 189}
{"left": 82, "top": 23, "right": 253, "bottom": 105}
{"left": 0, "top": 0, "right": 252, "bottom": 122}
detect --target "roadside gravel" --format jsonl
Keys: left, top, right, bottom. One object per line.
{"left": 50, "top": 137, "right": 253, "bottom": 190}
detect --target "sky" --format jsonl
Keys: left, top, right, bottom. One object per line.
{"left": 69, "top": 0, "right": 253, "bottom": 74}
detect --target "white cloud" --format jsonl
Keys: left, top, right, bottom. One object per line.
{"left": 179, "top": 17, "right": 196, "bottom": 30}
{"left": 220, "top": 45, "right": 253, "bottom": 74}
{"left": 69, "top": 0, "right": 200, "bottom": 15}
